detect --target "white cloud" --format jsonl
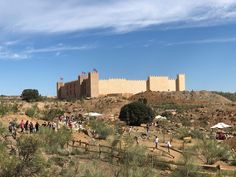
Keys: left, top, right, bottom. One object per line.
{"left": 0, "top": 41, "right": 28, "bottom": 60}
{"left": 3, "top": 40, "right": 20, "bottom": 46}
{"left": 0, "top": 43, "right": 94, "bottom": 60}
{"left": 0, "top": 50, "right": 29, "bottom": 60}
{"left": 166, "top": 37, "right": 236, "bottom": 46}
{"left": 55, "top": 52, "right": 61, "bottom": 56}
{"left": 0, "top": 0, "right": 236, "bottom": 33}
{"left": 25, "top": 44, "right": 95, "bottom": 54}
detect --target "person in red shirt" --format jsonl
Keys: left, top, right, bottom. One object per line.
{"left": 20, "top": 120, "right": 24, "bottom": 133}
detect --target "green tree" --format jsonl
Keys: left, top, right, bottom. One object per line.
{"left": 119, "top": 102, "right": 154, "bottom": 126}
{"left": 21, "top": 89, "right": 41, "bottom": 102}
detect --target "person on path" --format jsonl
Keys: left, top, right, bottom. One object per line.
{"left": 42, "top": 122, "right": 47, "bottom": 127}
{"left": 25, "top": 120, "right": 29, "bottom": 131}
{"left": 35, "top": 122, "right": 39, "bottom": 132}
{"left": 167, "top": 141, "right": 172, "bottom": 153}
{"left": 52, "top": 122, "right": 56, "bottom": 131}
{"left": 8, "top": 122, "right": 13, "bottom": 133}
{"left": 129, "top": 126, "right": 132, "bottom": 135}
{"left": 154, "top": 136, "right": 159, "bottom": 149}
{"left": 146, "top": 124, "right": 150, "bottom": 139}
{"left": 20, "top": 120, "right": 24, "bottom": 133}
{"left": 29, "top": 122, "right": 34, "bottom": 134}
{"left": 135, "top": 136, "right": 139, "bottom": 145}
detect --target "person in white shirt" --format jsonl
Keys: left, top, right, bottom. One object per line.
{"left": 129, "top": 126, "right": 132, "bottom": 135}
{"left": 154, "top": 136, "right": 159, "bottom": 149}
{"left": 167, "top": 141, "right": 172, "bottom": 153}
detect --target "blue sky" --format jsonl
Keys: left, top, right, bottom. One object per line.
{"left": 1, "top": 0, "right": 236, "bottom": 96}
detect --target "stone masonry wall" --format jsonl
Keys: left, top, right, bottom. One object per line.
{"left": 99, "top": 79, "right": 146, "bottom": 95}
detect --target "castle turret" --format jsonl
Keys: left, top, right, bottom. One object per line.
{"left": 176, "top": 74, "right": 186, "bottom": 91}
{"left": 78, "top": 73, "right": 89, "bottom": 98}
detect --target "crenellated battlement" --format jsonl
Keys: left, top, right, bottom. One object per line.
{"left": 149, "top": 75, "right": 169, "bottom": 77}
{"left": 107, "top": 78, "right": 127, "bottom": 80}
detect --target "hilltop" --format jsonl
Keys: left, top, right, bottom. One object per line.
{"left": 130, "top": 91, "right": 232, "bottom": 105}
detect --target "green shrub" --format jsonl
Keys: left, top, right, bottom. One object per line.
{"left": 12, "top": 103, "right": 19, "bottom": 113}
{"left": 17, "top": 135, "right": 41, "bottom": 160}
{"left": 190, "top": 129, "right": 204, "bottom": 139}
{"left": 175, "top": 127, "right": 191, "bottom": 140}
{"left": 57, "top": 149, "right": 70, "bottom": 156}
{"left": 155, "top": 103, "right": 203, "bottom": 113}
{"left": 89, "top": 119, "right": 113, "bottom": 140}
{"left": 42, "top": 108, "right": 65, "bottom": 121}
{"left": 70, "top": 148, "right": 83, "bottom": 156}
{"left": 231, "top": 160, "right": 236, "bottom": 166}
{"left": 49, "top": 156, "right": 68, "bottom": 167}
{"left": 0, "top": 103, "right": 8, "bottom": 116}
{"left": 25, "top": 108, "right": 36, "bottom": 117}
{"left": 38, "top": 126, "right": 72, "bottom": 154}
{"left": 76, "top": 162, "right": 109, "bottom": 177}
{"left": 118, "top": 166, "right": 158, "bottom": 177}
{"left": 152, "top": 159, "right": 171, "bottom": 171}
{"left": 12, "top": 135, "right": 48, "bottom": 177}
{"left": 195, "top": 139, "right": 235, "bottom": 165}
{"left": 181, "top": 118, "right": 192, "bottom": 127}
{"left": 172, "top": 152, "right": 206, "bottom": 177}
{"left": 161, "top": 111, "right": 173, "bottom": 119}
{"left": 0, "top": 102, "right": 19, "bottom": 116}
{"left": 118, "top": 145, "right": 159, "bottom": 177}
{"left": 121, "top": 145, "right": 147, "bottom": 166}
{"left": 119, "top": 102, "right": 154, "bottom": 126}
{"left": 0, "top": 122, "right": 7, "bottom": 135}
{"left": 176, "top": 128, "right": 205, "bottom": 140}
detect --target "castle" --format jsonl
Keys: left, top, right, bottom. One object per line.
{"left": 57, "top": 70, "right": 186, "bottom": 99}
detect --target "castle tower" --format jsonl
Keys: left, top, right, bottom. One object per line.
{"left": 78, "top": 73, "right": 88, "bottom": 98}
{"left": 88, "top": 71, "right": 99, "bottom": 97}
{"left": 56, "top": 82, "right": 64, "bottom": 99}
{"left": 176, "top": 74, "right": 186, "bottom": 91}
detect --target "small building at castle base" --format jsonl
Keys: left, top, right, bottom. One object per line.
{"left": 57, "top": 71, "right": 186, "bottom": 99}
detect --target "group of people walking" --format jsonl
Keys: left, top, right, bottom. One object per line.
{"left": 8, "top": 119, "right": 61, "bottom": 136}
{"left": 8, "top": 119, "right": 39, "bottom": 139}
{"left": 129, "top": 124, "right": 172, "bottom": 154}
{"left": 20, "top": 120, "right": 39, "bottom": 133}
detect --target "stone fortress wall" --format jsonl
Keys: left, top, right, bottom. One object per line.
{"left": 57, "top": 70, "right": 186, "bottom": 99}
{"left": 99, "top": 79, "right": 146, "bottom": 95}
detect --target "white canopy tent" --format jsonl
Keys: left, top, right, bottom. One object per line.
{"left": 84, "top": 112, "right": 103, "bottom": 117}
{"left": 211, "top": 122, "right": 232, "bottom": 129}
{"left": 155, "top": 115, "right": 167, "bottom": 120}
